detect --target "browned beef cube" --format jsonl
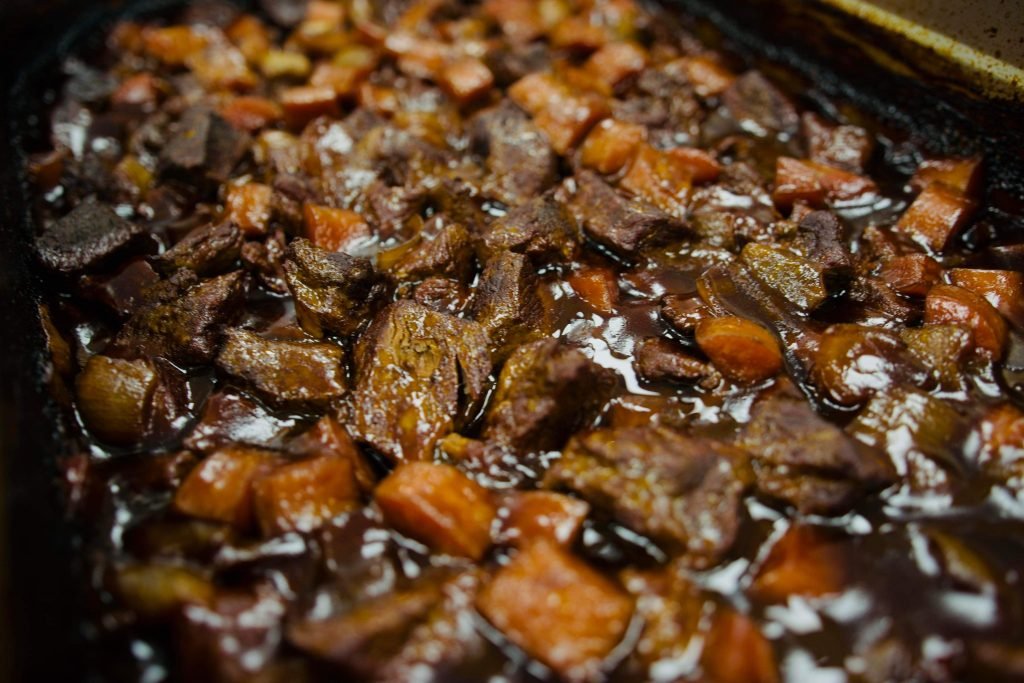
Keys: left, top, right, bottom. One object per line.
{"left": 544, "top": 426, "right": 748, "bottom": 565}
{"left": 382, "top": 221, "right": 475, "bottom": 283}
{"left": 284, "top": 238, "right": 387, "bottom": 338}
{"left": 156, "top": 223, "right": 243, "bottom": 276}
{"left": 216, "top": 329, "right": 347, "bottom": 408}
{"left": 352, "top": 301, "right": 492, "bottom": 462}
{"left": 566, "top": 171, "right": 684, "bottom": 257}
{"left": 483, "top": 339, "right": 616, "bottom": 453}
{"left": 286, "top": 415, "right": 375, "bottom": 493}
{"left": 108, "top": 270, "right": 247, "bottom": 365}
{"left": 634, "top": 337, "right": 713, "bottom": 384}
{"left": 78, "top": 259, "right": 160, "bottom": 317}
{"left": 36, "top": 198, "right": 146, "bottom": 273}
{"left": 476, "top": 541, "right": 634, "bottom": 682}
{"left": 802, "top": 112, "right": 874, "bottom": 173}
{"left": 480, "top": 193, "right": 580, "bottom": 266}
{"left": 738, "top": 386, "right": 896, "bottom": 514}
{"left": 365, "top": 181, "right": 428, "bottom": 239}
{"left": 722, "top": 71, "right": 799, "bottom": 137}
{"left": 160, "top": 106, "right": 250, "bottom": 186}
{"left": 411, "top": 277, "right": 469, "bottom": 314}
{"left": 470, "top": 252, "right": 543, "bottom": 360}
{"left": 470, "top": 99, "right": 558, "bottom": 206}
{"left": 185, "top": 391, "right": 300, "bottom": 453}
{"left": 796, "top": 210, "right": 853, "bottom": 276}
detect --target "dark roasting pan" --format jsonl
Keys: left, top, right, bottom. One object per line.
{"left": 1, "top": 1, "right": 1022, "bottom": 681}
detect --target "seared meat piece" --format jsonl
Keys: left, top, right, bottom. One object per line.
{"left": 383, "top": 220, "right": 475, "bottom": 283}
{"left": 284, "top": 238, "right": 387, "bottom": 338}
{"left": 480, "top": 193, "right": 580, "bottom": 265}
{"left": 352, "top": 301, "right": 492, "bottom": 463}
{"left": 566, "top": 171, "right": 684, "bottom": 258}
{"left": 470, "top": 99, "right": 558, "bottom": 206}
{"left": 795, "top": 210, "right": 853, "bottom": 276}
{"left": 544, "top": 425, "right": 749, "bottom": 565}
{"left": 108, "top": 270, "right": 246, "bottom": 364}
{"left": 483, "top": 339, "right": 616, "bottom": 454}
{"left": 738, "top": 386, "right": 896, "bottom": 514}
{"left": 160, "top": 106, "right": 250, "bottom": 186}
{"left": 184, "top": 391, "right": 300, "bottom": 453}
{"left": 411, "top": 277, "right": 469, "bottom": 314}
{"left": 802, "top": 112, "right": 875, "bottom": 173}
{"left": 78, "top": 259, "right": 160, "bottom": 317}
{"left": 365, "top": 181, "right": 428, "bottom": 239}
{"left": 470, "top": 252, "right": 543, "bottom": 360}
{"left": 36, "top": 198, "right": 146, "bottom": 273}
{"left": 722, "top": 71, "right": 799, "bottom": 137}
{"left": 634, "top": 337, "right": 713, "bottom": 384}
{"left": 156, "top": 223, "right": 242, "bottom": 276}
{"left": 216, "top": 329, "right": 347, "bottom": 408}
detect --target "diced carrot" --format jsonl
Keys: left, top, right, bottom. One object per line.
{"left": 376, "top": 462, "right": 496, "bottom": 560}
{"left": 112, "top": 73, "right": 162, "bottom": 109}
{"left": 664, "top": 146, "right": 722, "bottom": 184}
{"left": 568, "top": 267, "right": 618, "bottom": 315}
{"left": 925, "top": 284, "right": 1008, "bottom": 359}
{"left": 357, "top": 82, "right": 400, "bottom": 116}
{"left": 752, "top": 526, "right": 845, "bottom": 601}
{"left": 669, "top": 54, "right": 736, "bottom": 97}
{"left": 482, "top": 0, "right": 544, "bottom": 43}
{"left": 252, "top": 456, "right": 360, "bottom": 536}
{"left": 584, "top": 42, "right": 648, "bottom": 89}
{"left": 173, "top": 448, "right": 282, "bottom": 529}
{"left": 226, "top": 15, "right": 272, "bottom": 63}
{"left": 281, "top": 85, "right": 340, "bottom": 129}
{"left": 976, "top": 403, "right": 1024, "bottom": 464}
{"left": 226, "top": 183, "right": 273, "bottom": 235}
{"left": 579, "top": 118, "right": 647, "bottom": 174}
{"left": 550, "top": 15, "right": 611, "bottom": 51}
{"left": 310, "top": 64, "right": 366, "bottom": 99}
{"left": 476, "top": 541, "right": 634, "bottom": 681}
{"left": 895, "top": 184, "right": 976, "bottom": 254}
{"left": 911, "top": 156, "right": 983, "bottom": 196}
{"left": 620, "top": 144, "right": 692, "bottom": 217}
{"left": 142, "top": 26, "right": 209, "bottom": 65}
{"left": 948, "top": 268, "right": 1024, "bottom": 323}
{"left": 499, "top": 491, "right": 590, "bottom": 547}
{"left": 287, "top": 415, "right": 375, "bottom": 493}
{"left": 695, "top": 316, "right": 783, "bottom": 385}
{"left": 439, "top": 57, "right": 495, "bottom": 105}
{"left": 510, "top": 73, "right": 609, "bottom": 154}
{"left": 772, "top": 157, "right": 878, "bottom": 209}
{"left": 879, "top": 253, "right": 943, "bottom": 297}
{"left": 702, "top": 609, "right": 779, "bottom": 683}
{"left": 219, "top": 96, "right": 282, "bottom": 132}
{"left": 303, "top": 204, "right": 372, "bottom": 252}
{"left": 384, "top": 32, "right": 449, "bottom": 80}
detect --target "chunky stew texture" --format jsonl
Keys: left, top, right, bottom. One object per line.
{"left": 27, "top": 0, "right": 1024, "bottom": 681}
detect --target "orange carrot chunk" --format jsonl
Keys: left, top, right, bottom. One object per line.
{"left": 695, "top": 316, "right": 783, "bottom": 385}
{"left": 910, "top": 156, "right": 983, "bottom": 196}
{"left": 439, "top": 57, "right": 495, "bottom": 105}
{"left": 895, "top": 184, "right": 976, "bottom": 254}
{"left": 219, "top": 96, "right": 283, "bottom": 132}
{"left": 303, "top": 204, "right": 372, "bottom": 252}
{"left": 477, "top": 541, "right": 634, "bottom": 681}
{"left": 579, "top": 118, "right": 647, "bottom": 174}
{"left": 509, "top": 73, "right": 609, "bottom": 154}
{"left": 925, "top": 284, "right": 1008, "bottom": 360}
{"left": 620, "top": 144, "right": 693, "bottom": 218}
{"left": 773, "top": 157, "right": 878, "bottom": 209}
{"left": 752, "top": 526, "right": 846, "bottom": 601}
{"left": 281, "top": 85, "right": 340, "bottom": 129}
{"left": 584, "top": 42, "right": 648, "bottom": 89}
{"left": 702, "top": 609, "right": 779, "bottom": 683}
{"left": 252, "top": 456, "right": 360, "bottom": 536}
{"left": 173, "top": 448, "right": 282, "bottom": 530}
{"left": 142, "top": 26, "right": 209, "bottom": 65}
{"left": 664, "top": 146, "right": 722, "bottom": 184}
{"left": 226, "top": 183, "right": 273, "bottom": 235}
{"left": 879, "top": 253, "right": 943, "bottom": 297}
{"left": 948, "top": 268, "right": 1024, "bottom": 323}
{"left": 376, "top": 462, "right": 496, "bottom": 560}
{"left": 568, "top": 267, "right": 618, "bottom": 315}
{"left": 670, "top": 54, "right": 737, "bottom": 97}
{"left": 499, "top": 491, "right": 590, "bottom": 547}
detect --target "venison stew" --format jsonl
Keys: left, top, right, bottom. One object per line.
{"left": 10, "top": 0, "right": 1024, "bottom": 681}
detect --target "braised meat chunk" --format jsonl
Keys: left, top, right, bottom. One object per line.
{"left": 36, "top": 198, "right": 146, "bottom": 273}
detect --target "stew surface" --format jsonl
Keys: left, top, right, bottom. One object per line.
{"left": 26, "top": 0, "right": 1024, "bottom": 681}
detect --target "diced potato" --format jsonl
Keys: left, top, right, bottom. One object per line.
{"left": 812, "top": 324, "right": 921, "bottom": 407}
{"left": 925, "top": 284, "right": 1007, "bottom": 359}
{"left": 949, "top": 268, "right": 1024, "bottom": 323}
{"left": 142, "top": 26, "right": 209, "bottom": 65}
{"left": 695, "top": 316, "right": 783, "bottom": 385}
{"left": 910, "top": 156, "right": 983, "bottom": 196}
{"left": 219, "top": 96, "right": 283, "bottom": 132}
{"left": 174, "top": 447, "right": 282, "bottom": 529}
{"left": 281, "top": 85, "right": 341, "bottom": 129}
{"left": 568, "top": 267, "right": 618, "bottom": 315}
{"left": 303, "top": 204, "right": 372, "bottom": 252}
{"left": 115, "top": 564, "right": 214, "bottom": 618}
{"left": 584, "top": 42, "right": 647, "bottom": 89}
{"left": 260, "top": 50, "right": 312, "bottom": 79}
{"left": 226, "top": 183, "right": 273, "bottom": 235}
{"left": 668, "top": 54, "right": 736, "bottom": 97}
{"left": 879, "top": 253, "right": 942, "bottom": 297}
{"left": 509, "top": 73, "right": 609, "bottom": 154}
{"left": 498, "top": 491, "right": 589, "bottom": 547}
{"left": 76, "top": 355, "right": 157, "bottom": 446}
{"left": 752, "top": 526, "right": 845, "bottom": 601}
{"left": 702, "top": 609, "right": 779, "bottom": 683}
{"left": 741, "top": 242, "right": 829, "bottom": 311}
{"left": 252, "top": 456, "right": 360, "bottom": 535}
{"left": 772, "top": 157, "right": 878, "bottom": 209}
{"left": 895, "top": 184, "right": 976, "bottom": 254}
{"left": 476, "top": 541, "right": 634, "bottom": 681}
{"left": 440, "top": 57, "right": 495, "bottom": 105}
{"left": 376, "top": 462, "right": 496, "bottom": 560}
{"left": 579, "top": 118, "right": 647, "bottom": 174}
